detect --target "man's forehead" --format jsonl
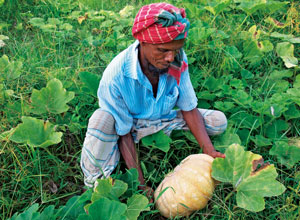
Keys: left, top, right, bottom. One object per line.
{"left": 156, "top": 39, "right": 185, "bottom": 49}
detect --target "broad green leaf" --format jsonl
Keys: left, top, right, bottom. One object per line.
{"left": 283, "top": 104, "right": 300, "bottom": 120}
{"left": 47, "top": 18, "right": 62, "bottom": 25}
{"left": 263, "top": 1, "right": 288, "bottom": 14}
{"left": 141, "top": 130, "right": 172, "bottom": 153}
{"left": 212, "top": 144, "right": 286, "bottom": 212}
{"left": 265, "top": 119, "right": 289, "bottom": 138}
{"left": 230, "top": 112, "right": 261, "bottom": 129}
{"left": 56, "top": 189, "right": 92, "bottom": 219}
{"left": 0, "top": 34, "right": 8, "bottom": 40}
{"left": 294, "top": 74, "right": 300, "bottom": 88}
{"left": 0, "top": 0, "right": 4, "bottom": 7}
{"left": 214, "top": 101, "right": 235, "bottom": 112}
{"left": 30, "top": 78, "right": 74, "bottom": 114}
{"left": 116, "top": 168, "right": 140, "bottom": 198}
{"left": 204, "top": 76, "right": 224, "bottom": 92}
{"left": 286, "top": 88, "right": 300, "bottom": 106}
{"left": 276, "top": 42, "right": 298, "bottom": 68}
{"left": 125, "top": 194, "right": 149, "bottom": 220}
{"left": 238, "top": 0, "right": 267, "bottom": 15}
{"left": 0, "top": 55, "right": 23, "bottom": 80}
{"left": 264, "top": 17, "right": 286, "bottom": 28}
{"left": 92, "top": 178, "right": 127, "bottom": 202}
{"left": 250, "top": 135, "right": 272, "bottom": 147}
{"left": 189, "top": 27, "right": 216, "bottom": 43}
{"left": 270, "top": 141, "right": 300, "bottom": 168}
{"left": 270, "top": 32, "right": 300, "bottom": 44}
{"left": 29, "top": 17, "right": 45, "bottom": 27}
{"left": 258, "top": 40, "right": 273, "bottom": 52}
{"left": 269, "top": 70, "right": 293, "bottom": 80}
{"left": 213, "top": 129, "right": 241, "bottom": 153}
{"left": 241, "top": 69, "right": 254, "bottom": 79}
{"left": 119, "top": 5, "right": 135, "bottom": 18}
{"left": 197, "top": 90, "right": 217, "bottom": 100}
{"left": 40, "top": 24, "right": 57, "bottom": 32}
{"left": 231, "top": 89, "right": 253, "bottom": 106}
{"left": 9, "top": 116, "right": 62, "bottom": 148}
{"left": 60, "top": 23, "right": 73, "bottom": 31}
{"left": 80, "top": 197, "right": 127, "bottom": 220}
{"left": 92, "top": 179, "right": 114, "bottom": 202}
{"left": 39, "top": 205, "right": 56, "bottom": 220}
{"left": 204, "top": 0, "right": 231, "bottom": 15}
{"left": 79, "top": 71, "right": 100, "bottom": 97}
{"left": 9, "top": 203, "right": 40, "bottom": 220}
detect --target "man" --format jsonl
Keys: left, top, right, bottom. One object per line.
{"left": 80, "top": 3, "right": 227, "bottom": 193}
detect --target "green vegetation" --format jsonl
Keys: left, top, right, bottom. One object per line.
{"left": 0, "top": 0, "right": 299, "bottom": 219}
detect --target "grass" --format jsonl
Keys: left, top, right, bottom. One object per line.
{"left": 0, "top": 0, "right": 300, "bottom": 219}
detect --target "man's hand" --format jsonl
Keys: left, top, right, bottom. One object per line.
{"left": 203, "top": 149, "right": 225, "bottom": 158}
{"left": 182, "top": 109, "right": 225, "bottom": 159}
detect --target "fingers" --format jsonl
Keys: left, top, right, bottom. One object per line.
{"left": 209, "top": 150, "right": 225, "bottom": 159}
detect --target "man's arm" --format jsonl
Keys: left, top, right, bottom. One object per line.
{"left": 118, "top": 133, "right": 145, "bottom": 185}
{"left": 118, "top": 133, "right": 154, "bottom": 201}
{"left": 182, "top": 108, "right": 225, "bottom": 158}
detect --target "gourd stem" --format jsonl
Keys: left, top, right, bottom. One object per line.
{"left": 224, "top": 190, "right": 234, "bottom": 202}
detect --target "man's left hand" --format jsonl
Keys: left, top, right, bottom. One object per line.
{"left": 204, "top": 149, "right": 225, "bottom": 158}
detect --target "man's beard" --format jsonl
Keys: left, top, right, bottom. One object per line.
{"left": 148, "top": 62, "right": 169, "bottom": 77}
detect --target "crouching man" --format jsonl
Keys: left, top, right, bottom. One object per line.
{"left": 80, "top": 3, "right": 227, "bottom": 194}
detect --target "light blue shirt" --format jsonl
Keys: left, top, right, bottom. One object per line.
{"left": 98, "top": 41, "right": 197, "bottom": 135}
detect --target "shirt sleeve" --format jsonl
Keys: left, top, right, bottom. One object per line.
{"left": 97, "top": 81, "right": 133, "bottom": 136}
{"left": 176, "top": 51, "right": 198, "bottom": 111}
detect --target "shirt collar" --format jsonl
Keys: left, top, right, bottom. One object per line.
{"left": 124, "top": 40, "right": 153, "bottom": 91}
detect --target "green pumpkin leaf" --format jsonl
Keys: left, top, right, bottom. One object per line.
{"left": 81, "top": 197, "right": 127, "bottom": 220}
{"left": 269, "top": 70, "right": 293, "bottom": 80}
{"left": 125, "top": 194, "right": 149, "bottom": 220}
{"left": 265, "top": 119, "right": 289, "bottom": 139}
{"left": 270, "top": 32, "right": 300, "bottom": 44}
{"left": 92, "top": 179, "right": 127, "bottom": 202}
{"left": 276, "top": 42, "right": 298, "bottom": 68}
{"left": 213, "top": 129, "right": 241, "bottom": 153}
{"left": 294, "top": 74, "right": 300, "bottom": 88}
{"left": 238, "top": 0, "right": 266, "bottom": 15}
{"left": 241, "top": 69, "right": 254, "bottom": 79}
{"left": 212, "top": 144, "right": 286, "bottom": 212}
{"left": 79, "top": 71, "right": 100, "bottom": 97}
{"left": 8, "top": 203, "right": 40, "bottom": 220}
{"left": 204, "top": 0, "right": 231, "bottom": 15}
{"left": 0, "top": 55, "right": 23, "bottom": 80}
{"left": 269, "top": 141, "right": 300, "bottom": 168}
{"left": 250, "top": 135, "right": 272, "bottom": 147}
{"left": 214, "top": 101, "right": 235, "bottom": 112}
{"left": 56, "top": 189, "right": 92, "bottom": 219}
{"left": 9, "top": 116, "right": 62, "bottom": 148}
{"left": 30, "top": 78, "right": 75, "bottom": 114}
{"left": 283, "top": 104, "right": 300, "bottom": 120}
{"left": 115, "top": 168, "right": 140, "bottom": 198}
{"left": 141, "top": 130, "right": 172, "bottom": 153}
{"left": 29, "top": 18, "right": 45, "bottom": 27}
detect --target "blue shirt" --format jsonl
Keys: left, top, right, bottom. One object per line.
{"left": 97, "top": 41, "right": 197, "bottom": 135}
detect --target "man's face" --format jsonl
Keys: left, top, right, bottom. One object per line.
{"left": 140, "top": 39, "right": 185, "bottom": 71}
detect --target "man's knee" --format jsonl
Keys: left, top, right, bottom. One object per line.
{"left": 202, "top": 110, "right": 227, "bottom": 136}
{"left": 87, "top": 109, "right": 116, "bottom": 135}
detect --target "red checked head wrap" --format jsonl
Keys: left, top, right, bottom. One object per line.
{"left": 132, "top": 3, "right": 190, "bottom": 85}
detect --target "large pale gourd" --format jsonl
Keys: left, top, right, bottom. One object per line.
{"left": 154, "top": 154, "right": 215, "bottom": 218}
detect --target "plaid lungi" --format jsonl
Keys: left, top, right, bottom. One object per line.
{"left": 80, "top": 108, "right": 227, "bottom": 187}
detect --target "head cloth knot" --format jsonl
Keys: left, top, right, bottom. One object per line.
{"left": 132, "top": 3, "right": 190, "bottom": 44}
{"left": 132, "top": 3, "right": 190, "bottom": 85}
